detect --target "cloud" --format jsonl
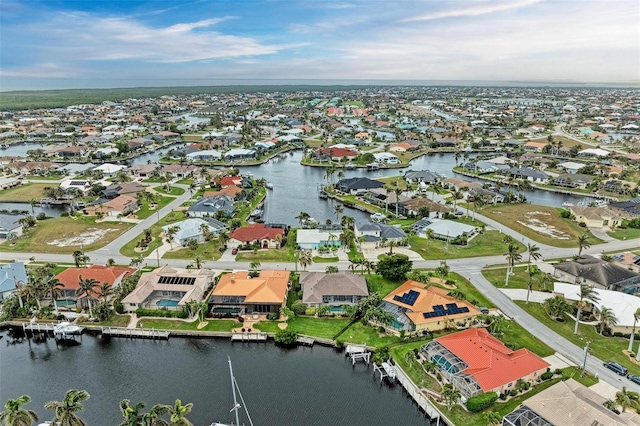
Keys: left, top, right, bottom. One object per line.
{"left": 402, "top": 0, "right": 542, "bottom": 22}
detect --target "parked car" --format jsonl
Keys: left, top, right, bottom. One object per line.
{"left": 629, "top": 375, "right": 640, "bottom": 385}
{"left": 603, "top": 361, "right": 628, "bottom": 376}
{"left": 231, "top": 247, "right": 238, "bottom": 255}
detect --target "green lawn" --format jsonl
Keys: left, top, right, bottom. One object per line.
{"left": 312, "top": 256, "right": 339, "bottom": 263}
{"left": 162, "top": 239, "right": 223, "bottom": 261}
{"left": 1, "top": 216, "right": 132, "bottom": 254}
{"left": 236, "top": 249, "right": 295, "bottom": 262}
{"left": 482, "top": 266, "right": 546, "bottom": 290}
{"left": 482, "top": 204, "right": 604, "bottom": 248}
{"left": 120, "top": 210, "right": 186, "bottom": 257}
{"left": 389, "top": 340, "right": 440, "bottom": 390}
{"left": 365, "top": 274, "right": 403, "bottom": 297}
{"left": 78, "top": 314, "right": 130, "bottom": 327}
{"left": 0, "top": 183, "right": 52, "bottom": 201}
{"left": 24, "top": 174, "right": 64, "bottom": 181}
{"left": 516, "top": 301, "right": 640, "bottom": 375}
{"left": 254, "top": 316, "right": 351, "bottom": 339}
{"left": 153, "top": 185, "right": 185, "bottom": 196}
{"left": 608, "top": 227, "right": 640, "bottom": 240}
{"left": 138, "top": 318, "right": 240, "bottom": 331}
{"left": 335, "top": 321, "right": 403, "bottom": 347}
{"left": 135, "top": 195, "right": 174, "bottom": 219}
{"left": 408, "top": 231, "right": 525, "bottom": 260}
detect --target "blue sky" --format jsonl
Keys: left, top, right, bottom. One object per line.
{"left": 1, "top": 0, "right": 638, "bottom": 90}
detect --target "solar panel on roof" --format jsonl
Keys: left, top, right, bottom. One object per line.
{"left": 393, "top": 289, "right": 420, "bottom": 306}
{"left": 158, "top": 276, "right": 196, "bottom": 285}
{"left": 422, "top": 302, "right": 472, "bottom": 319}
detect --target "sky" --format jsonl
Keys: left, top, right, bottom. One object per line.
{"left": 1, "top": 0, "right": 639, "bottom": 90}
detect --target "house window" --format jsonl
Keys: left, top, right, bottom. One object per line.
{"left": 507, "top": 382, "right": 513, "bottom": 388}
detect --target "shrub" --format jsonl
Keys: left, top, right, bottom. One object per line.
{"left": 541, "top": 371, "right": 554, "bottom": 380}
{"left": 578, "top": 222, "right": 587, "bottom": 227}
{"left": 60, "top": 211, "right": 69, "bottom": 217}
{"left": 316, "top": 305, "right": 331, "bottom": 317}
{"left": 304, "top": 308, "right": 316, "bottom": 316}
{"left": 466, "top": 392, "right": 498, "bottom": 412}
{"left": 291, "top": 300, "right": 308, "bottom": 316}
{"left": 335, "top": 339, "right": 345, "bottom": 349}
{"left": 554, "top": 368, "right": 562, "bottom": 375}
{"left": 509, "top": 389, "right": 518, "bottom": 397}
{"left": 36, "top": 212, "right": 47, "bottom": 220}
{"left": 274, "top": 329, "right": 298, "bottom": 347}
{"left": 559, "top": 209, "right": 572, "bottom": 219}
{"left": 114, "top": 302, "right": 124, "bottom": 314}
{"left": 267, "top": 312, "right": 279, "bottom": 320}
{"left": 499, "top": 393, "right": 507, "bottom": 401}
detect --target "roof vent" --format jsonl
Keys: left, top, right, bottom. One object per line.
{"left": 230, "top": 274, "right": 235, "bottom": 283}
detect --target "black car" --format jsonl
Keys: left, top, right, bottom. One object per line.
{"left": 629, "top": 375, "right": 640, "bottom": 385}
{"left": 604, "top": 361, "right": 628, "bottom": 376}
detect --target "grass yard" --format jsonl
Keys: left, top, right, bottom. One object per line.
{"left": 78, "top": 314, "right": 130, "bottom": 327}
{"left": 312, "top": 256, "right": 338, "bottom": 263}
{"left": 153, "top": 185, "right": 185, "bottom": 196}
{"left": 482, "top": 265, "right": 551, "bottom": 290}
{"left": 335, "top": 321, "right": 404, "bottom": 347}
{"left": 2, "top": 217, "right": 132, "bottom": 253}
{"left": 120, "top": 210, "right": 186, "bottom": 257}
{"left": 365, "top": 274, "right": 403, "bottom": 297}
{"left": 481, "top": 204, "right": 604, "bottom": 248}
{"left": 375, "top": 176, "right": 411, "bottom": 190}
{"left": 516, "top": 301, "right": 640, "bottom": 375}
{"left": 608, "top": 227, "right": 640, "bottom": 240}
{"left": 389, "top": 340, "right": 440, "bottom": 390}
{"left": 135, "top": 195, "right": 174, "bottom": 219}
{"left": 24, "top": 174, "right": 64, "bottom": 181}
{"left": 139, "top": 318, "right": 240, "bottom": 331}
{"left": 163, "top": 239, "right": 223, "bottom": 261}
{"left": 0, "top": 183, "right": 52, "bottom": 202}
{"left": 408, "top": 231, "right": 525, "bottom": 260}
{"left": 255, "top": 316, "right": 351, "bottom": 339}
{"left": 236, "top": 249, "right": 295, "bottom": 262}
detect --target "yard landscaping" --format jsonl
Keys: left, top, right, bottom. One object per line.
{"left": 120, "top": 210, "right": 187, "bottom": 257}
{"left": 255, "top": 316, "right": 351, "bottom": 339}
{"left": 0, "top": 183, "right": 52, "bottom": 202}
{"left": 408, "top": 231, "right": 525, "bottom": 260}
{"left": 163, "top": 239, "right": 223, "bottom": 261}
{"left": 608, "top": 227, "right": 640, "bottom": 240}
{"left": 1, "top": 216, "right": 132, "bottom": 254}
{"left": 78, "top": 314, "right": 131, "bottom": 327}
{"left": 235, "top": 248, "right": 295, "bottom": 262}
{"left": 135, "top": 194, "right": 174, "bottom": 219}
{"left": 153, "top": 185, "right": 185, "bottom": 196}
{"left": 482, "top": 265, "right": 551, "bottom": 291}
{"left": 516, "top": 301, "right": 640, "bottom": 376}
{"left": 481, "top": 204, "right": 604, "bottom": 248}
{"left": 139, "top": 318, "right": 240, "bottom": 331}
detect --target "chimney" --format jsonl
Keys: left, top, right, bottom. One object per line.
{"left": 230, "top": 274, "right": 235, "bottom": 283}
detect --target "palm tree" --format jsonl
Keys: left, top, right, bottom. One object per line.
{"left": 629, "top": 308, "right": 640, "bottom": 353}
{"left": 298, "top": 250, "right": 313, "bottom": 271}
{"left": 339, "top": 228, "right": 355, "bottom": 252}
{"left": 119, "top": 400, "right": 145, "bottom": 426}
{"left": 45, "top": 389, "right": 90, "bottom": 426}
{"left": 141, "top": 404, "right": 171, "bottom": 426}
{"left": 44, "top": 276, "right": 65, "bottom": 315}
{"left": 0, "top": 395, "right": 39, "bottom": 426}
{"left": 340, "top": 215, "right": 354, "bottom": 230}
{"left": 333, "top": 203, "right": 344, "bottom": 222}
{"left": 76, "top": 276, "right": 98, "bottom": 319}
{"left": 165, "top": 226, "right": 180, "bottom": 250}
{"left": 598, "top": 306, "right": 617, "bottom": 335}
{"left": 393, "top": 187, "right": 403, "bottom": 217}
{"left": 615, "top": 387, "right": 640, "bottom": 413}
{"left": 218, "top": 231, "right": 229, "bottom": 249}
{"left": 71, "top": 250, "right": 90, "bottom": 268}
{"left": 484, "top": 411, "right": 502, "bottom": 426}
{"left": 526, "top": 267, "right": 542, "bottom": 304}
{"left": 249, "top": 261, "right": 261, "bottom": 272}
{"left": 577, "top": 233, "right": 591, "bottom": 256}
{"left": 441, "top": 384, "right": 461, "bottom": 410}
{"left": 574, "top": 284, "right": 600, "bottom": 335}
{"left": 168, "top": 399, "right": 193, "bottom": 426}
{"left": 526, "top": 243, "right": 542, "bottom": 272}
{"left": 504, "top": 243, "right": 522, "bottom": 287}
{"left": 544, "top": 295, "right": 570, "bottom": 320}
{"left": 295, "top": 211, "right": 310, "bottom": 227}
{"left": 96, "top": 282, "right": 113, "bottom": 304}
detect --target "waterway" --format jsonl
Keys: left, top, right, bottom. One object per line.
{"left": 0, "top": 330, "right": 432, "bottom": 425}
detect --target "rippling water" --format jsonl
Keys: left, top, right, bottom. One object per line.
{"left": 0, "top": 331, "right": 432, "bottom": 425}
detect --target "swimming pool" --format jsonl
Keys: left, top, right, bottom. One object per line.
{"left": 156, "top": 299, "right": 180, "bottom": 307}
{"left": 55, "top": 299, "right": 76, "bottom": 307}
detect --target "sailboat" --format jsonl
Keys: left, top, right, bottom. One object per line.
{"left": 211, "top": 357, "right": 254, "bottom": 426}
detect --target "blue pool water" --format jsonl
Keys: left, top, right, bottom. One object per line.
{"left": 156, "top": 299, "right": 180, "bottom": 307}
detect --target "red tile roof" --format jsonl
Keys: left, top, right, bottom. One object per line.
{"left": 318, "top": 147, "right": 358, "bottom": 158}
{"left": 436, "top": 328, "right": 549, "bottom": 392}
{"left": 55, "top": 265, "right": 137, "bottom": 290}
{"left": 229, "top": 223, "right": 284, "bottom": 243}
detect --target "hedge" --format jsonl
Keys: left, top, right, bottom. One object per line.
{"left": 135, "top": 308, "right": 189, "bottom": 319}
{"left": 541, "top": 371, "right": 554, "bottom": 381}
{"left": 466, "top": 392, "right": 498, "bottom": 412}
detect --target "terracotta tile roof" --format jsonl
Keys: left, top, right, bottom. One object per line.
{"left": 436, "top": 328, "right": 549, "bottom": 392}
{"left": 229, "top": 223, "right": 284, "bottom": 242}
{"left": 55, "top": 265, "right": 137, "bottom": 290}
{"left": 204, "top": 185, "right": 243, "bottom": 198}
{"left": 318, "top": 147, "right": 358, "bottom": 157}
{"left": 214, "top": 270, "right": 289, "bottom": 304}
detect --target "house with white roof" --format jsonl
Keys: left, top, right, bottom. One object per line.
{"left": 557, "top": 161, "right": 586, "bottom": 174}
{"left": 92, "top": 163, "right": 127, "bottom": 176}
{"left": 162, "top": 218, "right": 228, "bottom": 246}
{"left": 0, "top": 262, "right": 28, "bottom": 302}
{"left": 296, "top": 229, "right": 342, "bottom": 250}
{"left": 409, "top": 218, "right": 480, "bottom": 242}
{"left": 373, "top": 152, "right": 399, "bottom": 164}
{"left": 186, "top": 150, "right": 222, "bottom": 162}
{"left": 579, "top": 148, "right": 609, "bottom": 158}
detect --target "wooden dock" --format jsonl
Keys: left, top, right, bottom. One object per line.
{"left": 231, "top": 332, "right": 268, "bottom": 342}
{"left": 101, "top": 327, "right": 169, "bottom": 340}
{"left": 392, "top": 360, "right": 450, "bottom": 425}
{"left": 297, "top": 336, "right": 315, "bottom": 346}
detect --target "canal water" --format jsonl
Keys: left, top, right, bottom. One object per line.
{"left": 0, "top": 331, "right": 432, "bottom": 426}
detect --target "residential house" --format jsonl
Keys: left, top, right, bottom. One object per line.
{"left": 92, "top": 163, "right": 127, "bottom": 176}
{"left": 612, "top": 252, "right": 640, "bottom": 273}
{"left": 209, "top": 270, "right": 290, "bottom": 315}
{"left": 569, "top": 205, "right": 629, "bottom": 228}
{"left": 162, "top": 218, "right": 228, "bottom": 246}
{"left": 228, "top": 223, "right": 285, "bottom": 249}
{"left": 300, "top": 272, "right": 368, "bottom": 309}
{"left": 443, "top": 178, "right": 482, "bottom": 192}
{"left": 55, "top": 146, "right": 86, "bottom": 158}
{"left": 579, "top": 148, "right": 610, "bottom": 158}
{"left": 0, "top": 262, "right": 28, "bottom": 302}
{"left": 313, "top": 147, "right": 358, "bottom": 162}
{"left": 363, "top": 187, "right": 411, "bottom": 214}
{"left": 354, "top": 221, "right": 406, "bottom": 247}
{"left": 467, "top": 187, "right": 505, "bottom": 204}
{"left": 335, "top": 177, "right": 384, "bottom": 195}
{"left": 409, "top": 218, "right": 479, "bottom": 241}
{"left": 102, "top": 182, "right": 146, "bottom": 199}
{"left": 225, "top": 148, "right": 256, "bottom": 160}
{"left": 557, "top": 161, "right": 587, "bottom": 174}
{"left": 296, "top": 229, "right": 342, "bottom": 250}
{"left": 373, "top": 152, "right": 399, "bottom": 164}
{"left": 381, "top": 281, "right": 480, "bottom": 332}
{"left": 188, "top": 195, "right": 236, "bottom": 218}
{"left": 160, "top": 164, "right": 197, "bottom": 178}
{"left": 84, "top": 194, "right": 139, "bottom": 217}
{"left": 421, "top": 328, "right": 550, "bottom": 400}
{"left": 554, "top": 173, "right": 594, "bottom": 190}
{"left": 506, "top": 167, "right": 550, "bottom": 184}
{"left": 187, "top": 150, "right": 223, "bottom": 162}
{"left": 0, "top": 213, "right": 23, "bottom": 239}
{"left": 121, "top": 266, "right": 215, "bottom": 312}
{"left": 404, "top": 170, "right": 440, "bottom": 185}
{"left": 523, "top": 141, "right": 547, "bottom": 152}
{"left": 128, "top": 164, "right": 158, "bottom": 178}
{"left": 401, "top": 198, "right": 451, "bottom": 218}
{"left": 553, "top": 255, "right": 640, "bottom": 292}
{"left": 502, "top": 379, "right": 640, "bottom": 426}
{"left": 611, "top": 199, "right": 640, "bottom": 217}
{"left": 56, "top": 265, "right": 137, "bottom": 307}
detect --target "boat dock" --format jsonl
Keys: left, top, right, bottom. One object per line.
{"left": 101, "top": 327, "right": 170, "bottom": 340}
{"left": 345, "top": 344, "right": 371, "bottom": 365}
{"left": 392, "top": 359, "right": 449, "bottom": 425}
{"left": 231, "top": 332, "right": 268, "bottom": 342}
{"left": 21, "top": 321, "right": 86, "bottom": 342}
{"left": 373, "top": 361, "right": 396, "bottom": 382}
{"left": 297, "top": 336, "right": 315, "bottom": 346}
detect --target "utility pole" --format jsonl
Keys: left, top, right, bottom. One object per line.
{"left": 581, "top": 339, "right": 592, "bottom": 377}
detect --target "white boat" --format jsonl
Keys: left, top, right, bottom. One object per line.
{"left": 561, "top": 201, "right": 574, "bottom": 207}
{"left": 265, "top": 181, "right": 274, "bottom": 190}
{"left": 211, "top": 357, "right": 254, "bottom": 426}
{"left": 345, "top": 163, "right": 356, "bottom": 170}
{"left": 53, "top": 321, "right": 81, "bottom": 336}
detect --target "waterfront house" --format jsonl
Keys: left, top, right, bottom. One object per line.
{"left": 228, "top": 223, "right": 284, "bottom": 249}
{"left": 553, "top": 255, "right": 640, "bottom": 292}
{"left": 403, "top": 170, "right": 440, "bottom": 185}
{"left": 128, "top": 164, "right": 158, "bottom": 178}
{"left": 0, "top": 213, "right": 23, "bottom": 239}
{"left": 121, "top": 266, "right": 215, "bottom": 312}
{"left": 55, "top": 146, "right": 86, "bottom": 158}
{"left": 187, "top": 150, "right": 223, "bottom": 162}
{"left": 56, "top": 265, "right": 137, "bottom": 307}
{"left": 557, "top": 161, "right": 587, "bottom": 174}
{"left": 354, "top": 221, "right": 406, "bottom": 247}
{"left": 0, "top": 262, "right": 28, "bottom": 302}
{"left": 160, "top": 164, "right": 197, "bottom": 178}
{"left": 296, "top": 229, "right": 342, "bottom": 251}
{"left": 161, "top": 218, "right": 228, "bottom": 246}
{"left": 409, "top": 218, "right": 479, "bottom": 242}
{"left": 362, "top": 187, "right": 411, "bottom": 214}
{"left": 335, "top": 177, "right": 384, "bottom": 195}
{"left": 225, "top": 148, "right": 256, "bottom": 160}
{"left": 209, "top": 270, "right": 289, "bottom": 315}
{"left": 503, "top": 378, "right": 640, "bottom": 425}
{"left": 188, "top": 195, "right": 236, "bottom": 218}
{"left": 569, "top": 205, "right": 628, "bottom": 229}
{"left": 313, "top": 147, "right": 358, "bottom": 162}
{"left": 505, "top": 167, "right": 550, "bottom": 184}
{"left": 610, "top": 199, "right": 640, "bottom": 217}
{"left": 300, "top": 272, "right": 368, "bottom": 309}
{"left": 401, "top": 198, "right": 451, "bottom": 218}
{"left": 612, "top": 252, "right": 640, "bottom": 273}
{"left": 92, "top": 163, "right": 127, "bottom": 177}
{"left": 102, "top": 182, "right": 146, "bottom": 199}
{"left": 553, "top": 173, "right": 594, "bottom": 190}
{"left": 373, "top": 152, "right": 399, "bottom": 164}
{"left": 421, "top": 328, "right": 550, "bottom": 400}
{"left": 84, "top": 194, "right": 139, "bottom": 217}
{"left": 443, "top": 177, "right": 482, "bottom": 192}
{"left": 467, "top": 187, "right": 505, "bottom": 204}
{"left": 381, "top": 281, "right": 479, "bottom": 333}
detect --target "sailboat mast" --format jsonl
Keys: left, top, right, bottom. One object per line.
{"left": 228, "top": 356, "right": 241, "bottom": 426}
